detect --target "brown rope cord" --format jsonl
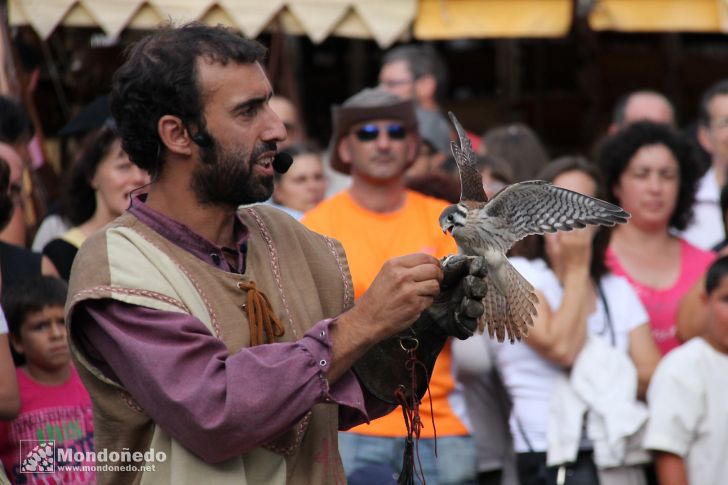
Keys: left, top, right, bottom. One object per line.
{"left": 237, "top": 281, "right": 285, "bottom": 346}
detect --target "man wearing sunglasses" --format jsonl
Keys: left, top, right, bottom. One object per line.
{"left": 303, "top": 88, "right": 478, "bottom": 485}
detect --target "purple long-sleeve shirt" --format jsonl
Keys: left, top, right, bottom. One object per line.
{"left": 72, "top": 198, "right": 391, "bottom": 463}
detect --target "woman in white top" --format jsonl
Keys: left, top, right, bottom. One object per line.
{"left": 492, "top": 156, "right": 661, "bottom": 485}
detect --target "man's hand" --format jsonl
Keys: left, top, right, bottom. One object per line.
{"left": 330, "top": 254, "right": 442, "bottom": 382}
{"left": 353, "top": 253, "right": 443, "bottom": 341}
{"left": 425, "top": 255, "right": 488, "bottom": 339}
{"left": 348, "top": 254, "right": 485, "bottom": 404}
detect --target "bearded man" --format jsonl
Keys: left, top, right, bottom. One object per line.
{"left": 65, "top": 23, "right": 487, "bottom": 485}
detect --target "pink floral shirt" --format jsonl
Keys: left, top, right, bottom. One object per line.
{"left": 0, "top": 366, "right": 94, "bottom": 484}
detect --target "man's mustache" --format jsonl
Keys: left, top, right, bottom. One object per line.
{"left": 250, "top": 141, "right": 278, "bottom": 161}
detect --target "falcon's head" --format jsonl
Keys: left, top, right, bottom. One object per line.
{"left": 439, "top": 204, "right": 468, "bottom": 234}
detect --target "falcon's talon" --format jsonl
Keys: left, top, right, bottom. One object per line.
{"left": 441, "top": 254, "right": 458, "bottom": 267}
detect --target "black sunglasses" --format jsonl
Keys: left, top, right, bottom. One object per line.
{"left": 354, "top": 123, "right": 407, "bottom": 142}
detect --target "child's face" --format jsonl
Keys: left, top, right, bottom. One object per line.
{"left": 705, "top": 275, "right": 728, "bottom": 349}
{"left": 12, "top": 305, "right": 69, "bottom": 371}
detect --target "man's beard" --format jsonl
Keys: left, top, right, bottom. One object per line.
{"left": 192, "top": 136, "right": 275, "bottom": 208}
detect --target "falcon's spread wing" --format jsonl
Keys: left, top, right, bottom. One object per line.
{"left": 480, "top": 180, "right": 630, "bottom": 250}
{"left": 448, "top": 112, "right": 487, "bottom": 204}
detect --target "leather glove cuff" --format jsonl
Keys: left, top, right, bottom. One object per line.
{"left": 352, "top": 313, "right": 448, "bottom": 405}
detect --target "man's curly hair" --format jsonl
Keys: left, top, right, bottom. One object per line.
{"left": 110, "top": 22, "right": 266, "bottom": 179}
{"left": 596, "top": 121, "right": 699, "bottom": 231}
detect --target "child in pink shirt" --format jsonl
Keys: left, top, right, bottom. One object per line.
{"left": 0, "top": 276, "right": 94, "bottom": 484}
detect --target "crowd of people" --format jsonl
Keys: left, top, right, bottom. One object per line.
{"left": 0, "top": 22, "right": 727, "bottom": 485}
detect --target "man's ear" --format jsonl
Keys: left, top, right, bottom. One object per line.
{"left": 337, "top": 139, "right": 353, "bottom": 166}
{"left": 698, "top": 125, "right": 715, "bottom": 155}
{"left": 158, "top": 115, "right": 194, "bottom": 157}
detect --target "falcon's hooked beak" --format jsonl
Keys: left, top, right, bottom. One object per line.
{"left": 439, "top": 205, "right": 458, "bottom": 234}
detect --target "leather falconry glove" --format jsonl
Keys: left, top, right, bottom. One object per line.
{"left": 352, "top": 255, "right": 488, "bottom": 405}
{"left": 424, "top": 254, "right": 488, "bottom": 340}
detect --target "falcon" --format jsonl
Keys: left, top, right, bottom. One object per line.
{"left": 439, "top": 113, "right": 629, "bottom": 343}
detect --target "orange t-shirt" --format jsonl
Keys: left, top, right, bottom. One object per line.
{"left": 302, "top": 190, "right": 469, "bottom": 438}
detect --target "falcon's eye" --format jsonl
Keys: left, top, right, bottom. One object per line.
{"left": 447, "top": 214, "right": 454, "bottom": 221}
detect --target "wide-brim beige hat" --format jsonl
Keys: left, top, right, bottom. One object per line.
{"left": 328, "top": 88, "right": 418, "bottom": 175}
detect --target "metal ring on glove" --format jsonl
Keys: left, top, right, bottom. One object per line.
{"left": 399, "top": 336, "right": 419, "bottom": 352}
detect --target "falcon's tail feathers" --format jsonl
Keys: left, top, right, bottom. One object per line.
{"left": 481, "top": 262, "right": 538, "bottom": 343}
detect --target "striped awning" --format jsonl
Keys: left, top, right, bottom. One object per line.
{"left": 415, "top": 0, "right": 573, "bottom": 39}
{"left": 11, "top": 0, "right": 728, "bottom": 45}
{"left": 8, "top": 0, "right": 417, "bottom": 48}
{"left": 588, "top": 0, "right": 728, "bottom": 33}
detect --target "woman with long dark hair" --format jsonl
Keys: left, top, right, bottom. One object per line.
{"left": 42, "top": 122, "right": 148, "bottom": 280}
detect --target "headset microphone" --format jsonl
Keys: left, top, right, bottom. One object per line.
{"left": 191, "top": 131, "right": 213, "bottom": 148}
{"left": 272, "top": 152, "right": 293, "bottom": 174}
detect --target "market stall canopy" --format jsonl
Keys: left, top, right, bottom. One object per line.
{"left": 415, "top": 0, "right": 573, "bottom": 39}
{"left": 12, "top": 0, "right": 728, "bottom": 45}
{"left": 588, "top": 0, "right": 728, "bottom": 32}
{"left": 8, "top": 0, "right": 416, "bottom": 48}
{"left": 414, "top": 0, "right": 728, "bottom": 38}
